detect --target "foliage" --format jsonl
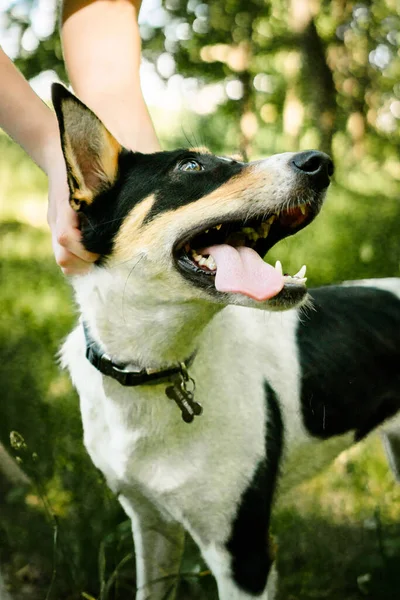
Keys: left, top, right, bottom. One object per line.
{"left": 6, "top": 0, "right": 400, "bottom": 160}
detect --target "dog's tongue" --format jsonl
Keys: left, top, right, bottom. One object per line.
{"left": 204, "top": 245, "right": 284, "bottom": 301}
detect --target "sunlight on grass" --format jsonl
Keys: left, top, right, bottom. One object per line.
{"left": 282, "top": 435, "right": 400, "bottom": 522}
{"left": 1, "top": 223, "right": 52, "bottom": 258}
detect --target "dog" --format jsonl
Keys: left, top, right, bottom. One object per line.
{"left": 52, "top": 83, "right": 400, "bottom": 600}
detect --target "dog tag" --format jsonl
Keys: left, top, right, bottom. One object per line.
{"left": 165, "top": 381, "right": 203, "bottom": 423}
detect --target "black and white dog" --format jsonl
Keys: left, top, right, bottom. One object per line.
{"left": 52, "top": 83, "right": 400, "bottom": 600}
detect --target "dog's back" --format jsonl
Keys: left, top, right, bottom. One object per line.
{"left": 299, "top": 279, "right": 400, "bottom": 442}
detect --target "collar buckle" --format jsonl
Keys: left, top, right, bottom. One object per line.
{"left": 86, "top": 343, "right": 135, "bottom": 386}
{"left": 99, "top": 353, "right": 133, "bottom": 386}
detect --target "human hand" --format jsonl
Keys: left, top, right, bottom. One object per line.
{"left": 47, "top": 159, "right": 99, "bottom": 275}
{"left": 0, "top": 49, "right": 98, "bottom": 274}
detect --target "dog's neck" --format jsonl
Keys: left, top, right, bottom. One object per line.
{"left": 73, "top": 269, "right": 221, "bottom": 368}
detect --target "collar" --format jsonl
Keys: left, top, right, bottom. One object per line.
{"left": 83, "top": 322, "right": 196, "bottom": 388}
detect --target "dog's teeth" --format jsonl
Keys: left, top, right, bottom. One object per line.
{"left": 242, "top": 227, "right": 254, "bottom": 234}
{"left": 300, "top": 205, "right": 306, "bottom": 215}
{"left": 294, "top": 265, "right": 307, "bottom": 279}
{"left": 266, "top": 215, "right": 276, "bottom": 224}
{"left": 275, "top": 260, "right": 283, "bottom": 276}
{"left": 205, "top": 229, "right": 210, "bottom": 234}
{"left": 259, "top": 222, "right": 271, "bottom": 237}
{"left": 205, "top": 256, "right": 217, "bottom": 270}
{"left": 215, "top": 224, "right": 222, "bottom": 230}
{"left": 198, "top": 257, "right": 207, "bottom": 266}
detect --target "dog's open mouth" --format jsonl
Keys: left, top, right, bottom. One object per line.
{"left": 175, "top": 201, "right": 318, "bottom": 302}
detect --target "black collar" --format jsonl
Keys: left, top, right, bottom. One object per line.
{"left": 83, "top": 322, "right": 196, "bottom": 387}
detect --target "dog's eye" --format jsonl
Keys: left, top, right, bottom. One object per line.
{"left": 178, "top": 159, "right": 203, "bottom": 172}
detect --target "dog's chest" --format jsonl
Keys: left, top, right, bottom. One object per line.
{"left": 63, "top": 324, "right": 269, "bottom": 509}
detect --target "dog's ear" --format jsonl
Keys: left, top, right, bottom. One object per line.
{"left": 51, "top": 83, "right": 122, "bottom": 211}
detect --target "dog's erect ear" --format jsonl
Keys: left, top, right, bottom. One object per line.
{"left": 51, "top": 83, "right": 122, "bottom": 210}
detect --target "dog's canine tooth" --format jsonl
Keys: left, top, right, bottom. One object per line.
{"left": 266, "top": 215, "right": 276, "bottom": 224}
{"left": 215, "top": 224, "right": 222, "bottom": 230}
{"left": 275, "top": 260, "right": 283, "bottom": 276}
{"left": 300, "top": 205, "right": 306, "bottom": 215}
{"left": 294, "top": 265, "right": 307, "bottom": 279}
{"left": 198, "top": 257, "right": 207, "bottom": 266}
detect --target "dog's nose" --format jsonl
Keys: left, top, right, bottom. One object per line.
{"left": 290, "top": 150, "right": 334, "bottom": 189}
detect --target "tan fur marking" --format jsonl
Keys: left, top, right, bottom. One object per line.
{"left": 100, "top": 129, "right": 122, "bottom": 185}
{"left": 62, "top": 98, "right": 121, "bottom": 207}
{"left": 112, "top": 167, "right": 272, "bottom": 262}
{"left": 190, "top": 146, "right": 211, "bottom": 154}
{"left": 112, "top": 195, "right": 156, "bottom": 261}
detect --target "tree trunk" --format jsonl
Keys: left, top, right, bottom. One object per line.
{"left": 290, "top": 0, "right": 336, "bottom": 155}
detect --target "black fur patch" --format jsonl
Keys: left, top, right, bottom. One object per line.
{"left": 225, "top": 382, "right": 283, "bottom": 595}
{"left": 78, "top": 150, "right": 244, "bottom": 258}
{"left": 297, "top": 285, "right": 400, "bottom": 441}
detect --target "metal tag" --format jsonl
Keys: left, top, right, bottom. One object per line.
{"left": 165, "top": 369, "right": 202, "bottom": 423}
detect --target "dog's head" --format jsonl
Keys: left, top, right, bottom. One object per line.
{"left": 52, "top": 84, "right": 333, "bottom": 312}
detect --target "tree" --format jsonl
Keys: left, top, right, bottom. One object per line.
{"left": 4, "top": 0, "right": 400, "bottom": 160}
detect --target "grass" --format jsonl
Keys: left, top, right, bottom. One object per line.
{"left": 0, "top": 133, "right": 399, "bottom": 599}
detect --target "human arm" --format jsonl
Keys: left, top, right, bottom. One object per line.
{"left": 0, "top": 46, "right": 60, "bottom": 174}
{"left": 0, "top": 47, "right": 97, "bottom": 274}
{"left": 47, "top": 0, "right": 160, "bottom": 272}
{"left": 61, "top": 0, "right": 160, "bottom": 153}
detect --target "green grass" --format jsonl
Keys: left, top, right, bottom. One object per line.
{"left": 0, "top": 134, "right": 399, "bottom": 599}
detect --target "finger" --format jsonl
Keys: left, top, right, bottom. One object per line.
{"left": 54, "top": 200, "right": 99, "bottom": 262}
{"left": 52, "top": 228, "right": 99, "bottom": 274}
{"left": 53, "top": 241, "right": 96, "bottom": 276}
{"left": 55, "top": 225, "right": 99, "bottom": 264}
{"left": 49, "top": 195, "right": 98, "bottom": 263}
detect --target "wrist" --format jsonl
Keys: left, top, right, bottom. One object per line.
{"left": 41, "top": 130, "right": 66, "bottom": 179}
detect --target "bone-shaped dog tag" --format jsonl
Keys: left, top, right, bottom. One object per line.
{"left": 165, "top": 382, "right": 203, "bottom": 423}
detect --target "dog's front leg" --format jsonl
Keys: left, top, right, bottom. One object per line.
{"left": 119, "top": 492, "right": 185, "bottom": 600}
{"left": 200, "top": 543, "right": 275, "bottom": 600}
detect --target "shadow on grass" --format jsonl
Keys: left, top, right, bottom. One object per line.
{"left": 274, "top": 509, "right": 400, "bottom": 600}
{"left": 0, "top": 221, "right": 131, "bottom": 599}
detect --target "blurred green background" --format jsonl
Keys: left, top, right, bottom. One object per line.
{"left": 1, "top": 0, "right": 400, "bottom": 598}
